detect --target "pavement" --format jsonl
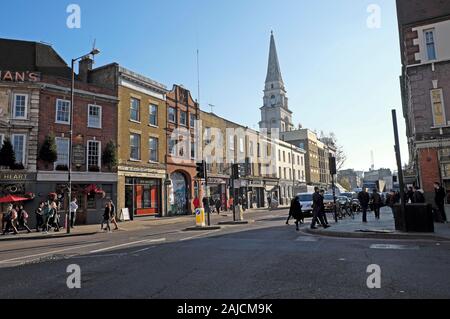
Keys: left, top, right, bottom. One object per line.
{"left": 303, "top": 208, "right": 450, "bottom": 241}
{"left": 1, "top": 206, "right": 450, "bottom": 298}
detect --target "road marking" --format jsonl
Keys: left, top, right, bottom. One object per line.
{"left": 370, "top": 244, "right": 419, "bottom": 250}
{"left": 0, "top": 243, "right": 102, "bottom": 264}
{"left": 295, "top": 236, "right": 318, "bottom": 242}
{"left": 179, "top": 230, "right": 221, "bottom": 242}
{"left": 89, "top": 238, "right": 166, "bottom": 254}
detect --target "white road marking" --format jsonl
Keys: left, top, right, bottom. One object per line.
{"left": 0, "top": 243, "right": 102, "bottom": 264}
{"left": 295, "top": 236, "right": 318, "bottom": 242}
{"left": 179, "top": 230, "right": 221, "bottom": 242}
{"left": 370, "top": 244, "right": 419, "bottom": 250}
{"left": 89, "top": 238, "right": 166, "bottom": 254}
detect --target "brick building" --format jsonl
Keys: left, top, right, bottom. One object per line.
{"left": 397, "top": 0, "right": 450, "bottom": 199}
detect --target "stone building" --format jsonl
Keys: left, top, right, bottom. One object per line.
{"left": 397, "top": 0, "right": 450, "bottom": 198}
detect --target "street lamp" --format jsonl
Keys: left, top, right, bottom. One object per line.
{"left": 67, "top": 49, "right": 100, "bottom": 234}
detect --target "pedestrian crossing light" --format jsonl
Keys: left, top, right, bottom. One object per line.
{"left": 196, "top": 161, "right": 206, "bottom": 179}
{"left": 232, "top": 163, "right": 240, "bottom": 180}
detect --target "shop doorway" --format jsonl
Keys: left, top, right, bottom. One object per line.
{"left": 170, "top": 172, "right": 189, "bottom": 215}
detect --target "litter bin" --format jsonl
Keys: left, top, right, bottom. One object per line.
{"left": 394, "top": 204, "right": 434, "bottom": 233}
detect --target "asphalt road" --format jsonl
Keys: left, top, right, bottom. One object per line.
{"left": 1, "top": 208, "right": 450, "bottom": 299}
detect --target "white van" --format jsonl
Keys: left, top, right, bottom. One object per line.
{"left": 297, "top": 193, "right": 314, "bottom": 216}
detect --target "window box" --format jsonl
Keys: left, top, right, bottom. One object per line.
{"left": 55, "top": 164, "right": 69, "bottom": 171}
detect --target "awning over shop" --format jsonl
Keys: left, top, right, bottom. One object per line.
{"left": 265, "top": 185, "right": 278, "bottom": 192}
{"left": 0, "top": 194, "right": 31, "bottom": 203}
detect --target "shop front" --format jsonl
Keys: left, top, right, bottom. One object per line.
{"left": 124, "top": 177, "right": 161, "bottom": 218}
{"left": 248, "top": 179, "right": 265, "bottom": 208}
{"left": 169, "top": 171, "right": 191, "bottom": 216}
{"left": 207, "top": 177, "right": 228, "bottom": 210}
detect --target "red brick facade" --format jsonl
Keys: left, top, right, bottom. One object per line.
{"left": 418, "top": 148, "right": 440, "bottom": 193}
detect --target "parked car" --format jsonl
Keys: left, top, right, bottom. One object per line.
{"left": 297, "top": 193, "right": 314, "bottom": 217}
{"left": 323, "top": 194, "right": 340, "bottom": 212}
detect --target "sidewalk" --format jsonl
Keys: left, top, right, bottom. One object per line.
{"left": 303, "top": 209, "right": 450, "bottom": 241}
{"left": 0, "top": 214, "right": 196, "bottom": 242}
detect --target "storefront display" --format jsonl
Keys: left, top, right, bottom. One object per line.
{"left": 125, "top": 177, "right": 161, "bottom": 217}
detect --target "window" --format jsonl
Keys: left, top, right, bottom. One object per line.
{"left": 278, "top": 150, "right": 281, "bottom": 161}
{"left": 281, "top": 122, "right": 285, "bottom": 132}
{"left": 267, "top": 144, "right": 271, "bottom": 156}
{"left": 130, "top": 98, "right": 140, "bottom": 122}
{"left": 12, "top": 134, "right": 25, "bottom": 164}
{"left": 229, "top": 135, "right": 235, "bottom": 151}
{"left": 239, "top": 138, "right": 244, "bottom": 153}
{"left": 204, "top": 127, "right": 212, "bottom": 145}
{"left": 425, "top": 29, "right": 437, "bottom": 61}
{"left": 88, "top": 104, "right": 102, "bottom": 128}
{"left": 55, "top": 137, "right": 69, "bottom": 167}
{"left": 149, "top": 104, "right": 158, "bottom": 126}
{"left": 87, "top": 140, "right": 101, "bottom": 169}
{"left": 190, "top": 139, "right": 196, "bottom": 159}
{"left": 13, "top": 94, "right": 27, "bottom": 119}
{"left": 190, "top": 114, "right": 196, "bottom": 127}
{"left": 283, "top": 168, "right": 287, "bottom": 179}
{"left": 288, "top": 153, "right": 291, "bottom": 163}
{"left": 297, "top": 155, "right": 300, "bottom": 165}
{"left": 168, "top": 107, "right": 176, "bottom": 123}
{"left": 148, "top": 137, "right": 158, "bottom": 162}
{"left": 431, "top": 89, "right": 446, "bottom": 127}
{"left": 180, "top": 111, "right": 187, "bottom": 126}
{"left": 55, "top": 99, "right": 71, "bottom": 124}
{"left": 279, "top": 167, "right": 282, "bottom": 178}
{"left": 168, "top": 138, "right": 176, "bottom": 156}
{"left": 283, "top": 151, "right": 285, "bottom": 162}
{"left": 257, "top": 143, "right": 260, "bottom": 157}
{"left": 130, "top": 134, "right": 141, "bottom": 160}
{"left": 249, "top": 141, "right": 254, "bottom": 156}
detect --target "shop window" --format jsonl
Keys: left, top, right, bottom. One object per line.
{"left": 87, "top": 193, "right": 96, "bottom": 209}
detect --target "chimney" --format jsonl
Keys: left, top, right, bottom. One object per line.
{"left": 78, "top": 56, "right": 93, "bottom": 83}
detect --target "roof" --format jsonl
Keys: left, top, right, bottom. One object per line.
{"left": 396, "top": 0, "right": 450, "bottom": 26}
{"left": 0, "top": 38, "right": 71, "bottom": 78}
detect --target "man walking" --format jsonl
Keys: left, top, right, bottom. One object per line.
{"left": 69, "top": 198, "right": 78, "bottom": 228}
{"left": 371, "top": 189, "right": 382, "bottom": 220}
{"left": 311, "top": 187, "right": 329, "bottom": 229}
{"left": 434, "top": 182, "right": 447, "bottom": 223}
{"left": 358, "top": 188, "right": 370, "bottom": 223}
{"left": 412, "top": 186, "right": 425, "bottom": 204}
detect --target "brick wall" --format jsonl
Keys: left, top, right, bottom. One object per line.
{"left": 418, "top": 148, "right": 440, "bottom": 193}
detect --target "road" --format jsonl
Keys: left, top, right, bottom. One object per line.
{"left": 1, "top": 208, "right": 450, "bottom": 299}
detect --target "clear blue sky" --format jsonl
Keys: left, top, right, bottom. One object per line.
{"left": 1, "top": 0, "right": 407, "bottom": 172}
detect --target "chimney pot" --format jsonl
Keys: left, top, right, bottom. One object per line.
{"left": 78, "top": 57, "right": 93, "bottom": 83}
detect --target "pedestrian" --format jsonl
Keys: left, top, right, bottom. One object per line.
{"left": 371, "top": 189, "right": 382, "bottom": 220}
{"left": 109, "top": 199, "right": 119, "bottom": 231}
{"left": 2, "top": 204, "right": 18, "bottom": 235}
{"left": 215, "top": 197, "right": 221, "bottom": 215}
{"left": 319, "top": 190, "right": 329, "bottom": 226}
{"left": 358, "top": 188, "right": 370, "bottom": 223}
{"left": 42, "top": 201, "right": 52, "bottom": 233}
{"left": 202, "top": 196, "right": 211, "bottom": 215}
{"left": 412, "top": 186, "right": 425, "bottom": 204}
{"left": 49, "top": 201, "right": 60, "bottom": 232}
{"left": 434, "top": 182, "right": 447, "bottom": 223}
{"left": 35, "top": 202, "right": 45, "bottom": 232}
{"left": 17, "top": 205, "right": 31, "bottom": 233}
{"left": 311, "top": 187, "right": 329, "bottom": 229}
{"left": 228, "top": 197, "right": 234, "bottom": 211}
{"left": 69, "top": 198, "right": 78, "bottom": 228}
{"left": 193, "top": 196, "right": 200, "bottom": 210}
{"left": 101, "top": 202, "right": 112, "bottom": 232}
{"left": 288, "top": 196, "right": 304, "bottom": 231}
{"left": 406, "top": 186, "right": 414, "bottom": 204}
{"left": 267, "top": 196, "right": 272, "bottom": 209}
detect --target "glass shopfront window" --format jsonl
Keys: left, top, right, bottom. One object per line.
{"left": 125, "top": 178, "right": 161, "bottom": 216}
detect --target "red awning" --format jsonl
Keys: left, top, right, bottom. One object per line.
{"left": 0, "top": 194, "right": 30, "bottom": 203}
{"left": 85, "top": 184, "right": 104, "bottom": 194}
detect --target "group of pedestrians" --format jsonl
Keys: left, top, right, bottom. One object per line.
{"left": 101, "top": 199, "right": 119, "bottom": 232}
{"left": 357, "top": 188, "right": 383, "bottom": 223}
{"left": 286, "top": 187, "right": 331, "bottom": 231}
{"left": 405, "top": 182, "right": 448, "bottom": 223}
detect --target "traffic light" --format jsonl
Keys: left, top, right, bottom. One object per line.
{"left": 329, "top": 156, "right": 337, "bottom": 175}
{"left": 196, "top": 161, "right": 206, "bottom": 179}
{"left": 232, "top": 163, "right": 240, "bottom": 180}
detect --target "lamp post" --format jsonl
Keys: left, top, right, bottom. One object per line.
{"left": 67, "top": 49, "right": 100, "bottom": 234}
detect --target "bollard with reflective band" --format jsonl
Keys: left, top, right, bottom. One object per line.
{"left": 195, "top": 208, "right": 206, "bottom": 227}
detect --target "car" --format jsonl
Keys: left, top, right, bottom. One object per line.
{"left": 323, "top": 194, "right": 340, "bottom": 212}
{"left": 297, "top": 193, "right": 314, "bottom": 216}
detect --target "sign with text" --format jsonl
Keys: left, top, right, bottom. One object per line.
{"left": 72, "top": 145, "right": 85, "bottom": 165}
{"left": 0, "top": 172, "right": 36, "bottom": 181}
{"left": 120, "top": 208, "right": 131, "bottom": 221}
{"left": 0, "top": 71, "right": 41, "bottom": 82}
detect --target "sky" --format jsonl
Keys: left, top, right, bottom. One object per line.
{"left": 0, "top": 0, "right": 408, "bottom": 172}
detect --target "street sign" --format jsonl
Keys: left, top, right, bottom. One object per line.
{"left": 72, "top": 145, "right": 85, "bottom": 165}
{"left": 195, "top": 208, "right": 206, "bottom": 227}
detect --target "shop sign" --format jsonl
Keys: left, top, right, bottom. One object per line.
{"left": 0, "top": 70, "right": 41, "bottom": 82}
{"left": 72, "top": 145, "right": 85, "bottom": 165}
{"left": 208, "top": 178, "right": 226, "bottom": 185}
{"left": 249, "top": 180, "right": 264, "bottom": 187}
{"left": 0, "top": 172, "right": 36, "bottom": 181}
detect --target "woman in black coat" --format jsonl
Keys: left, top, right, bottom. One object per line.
{"left": 287, "top": 197, "right": 304, "bottom": 231}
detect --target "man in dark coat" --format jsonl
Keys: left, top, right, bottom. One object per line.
{"left": 371, "top": 189, "right": 382, "bottom": 220}
{"left": 311, "top": 187, "right": 328, "bottom": 229}
{"left": 358, "top": 189, "right": 370, "bottom": 223}
{"left": 434, "top": 182, "right": 447, "bottom": 223}
{"left": 412, "top": 186, "right": 425, "bottom": 204}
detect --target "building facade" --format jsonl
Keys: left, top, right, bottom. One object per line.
{"left": 166, "top": 85, "right": 200, "bottom": 215}
{"left": 90, "top": 64, "right": 168, "bottom": 219}
{"left": 397, "top": 0, "right": 450, "bottom": 198}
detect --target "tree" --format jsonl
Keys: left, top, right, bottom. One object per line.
{"left": 328, "top": 132, "right": 346, "bottom": 171}
{"left": 102, "top": 141, "right": 117, "bottom": 170}
{"left": 0, "top": 137, "right": 16, "bottom": 169}
{"left": 39, "top": 134, "right": 58, "bottom": 167}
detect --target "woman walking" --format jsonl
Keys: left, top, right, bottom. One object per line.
{"left": 101, "top": 202, "right": 112, "bottom": 232}
{"left": 2, "top": 204, "right": 18, "bottom": 235}
{"left": 17, "top": 205, "right": 31, "bottom": 233}
{"left": 288, "top": 196, "right": 304, "bottom": 231}
{"left": 35, "top": 202, "right": 45, "bottom": 232}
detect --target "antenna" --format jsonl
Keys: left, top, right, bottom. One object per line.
{"left": 208, "top": 104, "right": 215, "bottom": 113}
{"left": 91, "top": 39, "right": 97, "bottom": 63}
{"left": 371, "top": 150, "right": 375, "bottom": 171}
{"left": 197, "top": 49, "right": 201, "bottom": 106}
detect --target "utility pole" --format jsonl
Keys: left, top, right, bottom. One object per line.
{"left": 392, "top": 110, "right": 406, "bottom": 207}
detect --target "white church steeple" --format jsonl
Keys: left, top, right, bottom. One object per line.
{"left": 259, "top": 31, "right": 294, "bottom": 133}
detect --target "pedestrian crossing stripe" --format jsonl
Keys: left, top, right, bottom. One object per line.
{"left": 369, "top": 244, "right": 419, "bottom": 250}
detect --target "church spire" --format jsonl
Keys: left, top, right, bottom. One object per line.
{"left": 265, "top": 31, "right": 284, "bottom": 84}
